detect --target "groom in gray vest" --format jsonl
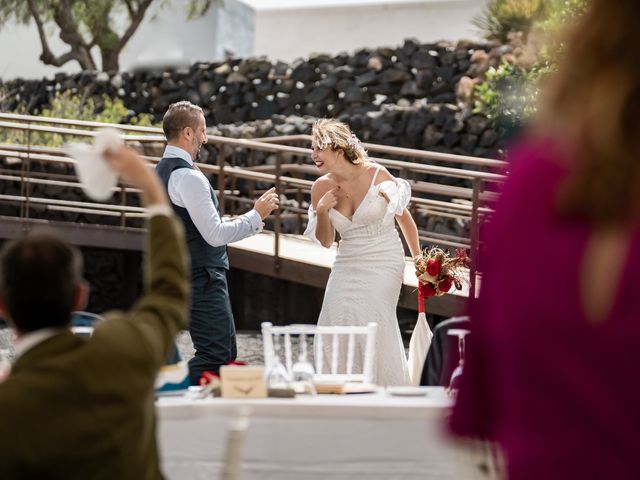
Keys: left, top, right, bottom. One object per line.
{"left": 156, "top": 101, "right": 279, "bottom": 384}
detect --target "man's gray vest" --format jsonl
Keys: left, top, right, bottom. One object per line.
{"left": 156, "top": 157, "right": 229, "bottom": 270}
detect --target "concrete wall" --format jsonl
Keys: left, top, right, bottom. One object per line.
{"left": 252, "top": 0, "right": 486, "bottom": 62}
{"left": 119, "top": 0, "right": 254, "bottom": 72}
{"left": 215, "top": 0, "right": 255, "bottom": 60}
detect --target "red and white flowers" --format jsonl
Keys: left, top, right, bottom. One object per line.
{"left": 415, "top": 247, "right": 470, "bottom": 298}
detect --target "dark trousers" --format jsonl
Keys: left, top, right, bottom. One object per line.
{"left": 188, "top": 266, "right": 237, "bottom": 385}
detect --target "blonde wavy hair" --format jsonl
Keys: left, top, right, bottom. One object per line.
{"left": 536, "top": 0, "right": 640, "bottom": 225}
{"left": 311, "top": 119, "right": 367, "bottom": 165}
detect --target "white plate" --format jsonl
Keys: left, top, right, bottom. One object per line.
{"left": 386, "top": 386, "right": 430, "bottom": 397}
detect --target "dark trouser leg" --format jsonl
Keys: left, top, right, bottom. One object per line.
{"left": 165, "top": 345, "right": 182, "bottom": 365}
{"left": 188, "top": 267, "right": 237, "bottom": 385}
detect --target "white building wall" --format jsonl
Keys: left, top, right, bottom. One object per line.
{"left": 252, "top": 0, "right": 485, "bottom": 62}
{"left": 0, "top": 0, "right": 485, "bottom": 80}
{"left": 215, "top": 0, "right": 256, "bottom": 60}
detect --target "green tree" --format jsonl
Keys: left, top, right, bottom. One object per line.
{"left": 0, "top": 0, "right": 221, "bottom": 73}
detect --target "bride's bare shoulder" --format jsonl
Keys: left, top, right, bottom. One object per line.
{"left": 368, "top": 164, "right": 394, "bottom": 184}
{"left": 312, "top": 174, "right": 336, "bottom": 189}
{"left": 311, "top": 175, "right": 337, "bottom": 202}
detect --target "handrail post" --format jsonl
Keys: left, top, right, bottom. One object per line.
{"left": 469, "top": 178, "right": 481, "bottom": 303}
{"left": 19, "top": 127, "right": 27, "bottom": 219}
{"left": 217, "top": 145, "right": 226, "bottom": 216}
{"left": 120, "top": 184, "right": 126, "bottom": 227}
{"left": 296, "top": 187, "right": 303, "bottom": 234}
{"left": 24, "top": 122, "right": 32, "bottom": 221}
{"left": 274, "top": 152, "right": 282, "bottom": 272}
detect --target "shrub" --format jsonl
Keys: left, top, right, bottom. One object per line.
{"left": 473, "top": 62, "right": 540, "bottom": 137}
{"left": 472, "top": 0, "right": 590, "bottom": 135}
{"left": 0, "top": 91, "right": 158, "bottom": 147}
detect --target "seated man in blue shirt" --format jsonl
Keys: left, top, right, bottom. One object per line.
{"left": 156, "top": 100, "right": 279, "bottom": 384}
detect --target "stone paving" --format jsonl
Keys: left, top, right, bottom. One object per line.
{"left": 0, "top": 328, "right": 263, "bottom": 365}
{"left": 176, "top": 330, "right": 265, "bottom": 364}
{"left": 0, "top": 328, "right": 15, "bottom": 361}
{"left": 2, "top": 328, "right": 409, "bottom": 365}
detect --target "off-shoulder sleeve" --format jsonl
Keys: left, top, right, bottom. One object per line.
{"left": 378, "top": 178, "right": 411, "bottom": 215}
{"left": 303, "top": 205, "right": 321, "bottom": 244}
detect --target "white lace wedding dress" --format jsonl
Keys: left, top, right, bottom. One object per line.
{"left": 305, "top": 166, "right": 411, "bottom": 386}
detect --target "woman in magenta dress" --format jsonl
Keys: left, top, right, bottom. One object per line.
{"left": 450, "top": 1, "right": 640, "bottom": 478}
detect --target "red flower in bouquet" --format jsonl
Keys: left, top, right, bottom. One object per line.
{"left": 455, "top": 248, "right": 471, "bottom": 266}
{"left": 426, "top": 259, "right": 442, "bottom": 276}
{"left": 438, "top": 276, "right": 453, "bottom": 293}
{"left": 419, "top": 281, "right": 437, "bottom": 298}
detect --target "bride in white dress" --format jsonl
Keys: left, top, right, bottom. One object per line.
{"left": 304, "top": 119, "right": 421, "bottom": 386}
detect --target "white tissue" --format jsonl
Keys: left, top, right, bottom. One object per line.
{"left": 64, "top": 128, "right": 122, "bottom": 202}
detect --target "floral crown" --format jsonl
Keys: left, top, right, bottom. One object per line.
{"left": 347, "top": 133, "right": 361, "bottom": 150}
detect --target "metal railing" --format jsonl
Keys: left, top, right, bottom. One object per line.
{"left": 0, "top": 112, "right": 506, "bottom": 300}
{"left": 253, "top": 133, "right": 508, "bottom": 169}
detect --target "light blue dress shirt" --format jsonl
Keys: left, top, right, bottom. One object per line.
{"left": 163, "top": 145, "right": 263, "bottom": 247}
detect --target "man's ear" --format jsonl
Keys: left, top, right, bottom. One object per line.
{"left": 181, "top": 125, "right": 193, "bottom": 142}
{"left": 73, "top": 281, "right": 90, "bottom": 312}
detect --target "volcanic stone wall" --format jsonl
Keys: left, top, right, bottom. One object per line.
{"left": 2, "top": 39, "right": 513, "bottom": 157}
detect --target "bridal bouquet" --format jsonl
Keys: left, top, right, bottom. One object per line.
{"left": 415, "top": 247, "right": 470, "bottom": 298}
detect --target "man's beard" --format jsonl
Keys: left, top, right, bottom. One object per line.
{"left": 192, "top": 143, "right": 201, "bottom": 161}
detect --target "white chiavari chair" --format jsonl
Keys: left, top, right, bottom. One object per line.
{"left": 261, "top": 322, "right": 378, "bottom": 384}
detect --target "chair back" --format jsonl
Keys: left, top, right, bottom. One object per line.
{"left": 70, "top": 311, "right": 104, "bottom": 338}
{"left": 261, "top": 322, "right": 378, "bottom": 384}
{"left": 70, "top": 310, "right": 103, "bottom": 327}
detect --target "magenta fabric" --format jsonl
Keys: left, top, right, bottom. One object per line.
{"left": 449, "top": 137, "right": 640, "bottom": 479}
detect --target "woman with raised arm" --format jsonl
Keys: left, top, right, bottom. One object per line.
{"left": 304, "top": 119, "right": 421, "bottom": 386}
{"left": 450, "top": 0, "right": 640, "bottom": 477}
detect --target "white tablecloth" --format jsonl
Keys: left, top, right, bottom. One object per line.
{"left": 156, "top": 387, "right": 462, "bottom": 480}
